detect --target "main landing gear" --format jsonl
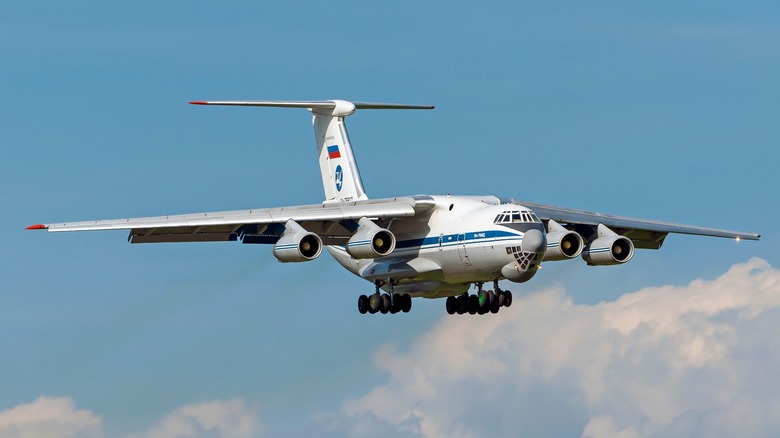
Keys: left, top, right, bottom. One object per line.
{"left": 445, "top": 281, "right": 513, "bottom": 316}
{"left": 358, "top": 279, "right": 412, "bottom": 315}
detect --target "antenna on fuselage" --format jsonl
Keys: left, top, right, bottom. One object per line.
{"left": 190, "top": 99, "right": 434, "bottom": 203}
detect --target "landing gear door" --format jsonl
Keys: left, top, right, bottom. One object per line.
{"left": 457, "top": 233, "right": 471, "bottom": 266}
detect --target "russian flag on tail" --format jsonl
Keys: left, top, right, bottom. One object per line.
{"left": 327, "top": 145, "right": 341, "bottom": 159}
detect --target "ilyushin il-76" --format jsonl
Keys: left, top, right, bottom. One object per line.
{"left": 28, "top": 100, "right": 760, "bottom": 316}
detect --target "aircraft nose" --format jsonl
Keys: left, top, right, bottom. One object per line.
{"left": 521, "top": 229, "right": 546, "bottom": 253}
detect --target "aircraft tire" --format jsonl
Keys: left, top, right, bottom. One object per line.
{"left": 468, "top": 295, "right": 479, "bottom": 315}
{"left": 446, "top": 296, "right": 457, "bottom": 315}
{"left": 402, "top": 294, "right": 412, "bottom": 313}
{"left": 478, "top": 290, "right": 489, "bottom": 308}
{"left": 456, "top": 295, "right": 467, "bottom": 314}
{"left": 392, "top": 294, "right": 404, "bottom": 313}
{"left": 380, "top": 294, "right": 390, "bottom": 314}
{"left": 490, "top": 300, "right": 500, "bottom": 313}
{"left": 358, "top": 295, "right": 369, "bottom": 314}
{"left": 504, "top": 291, "right": 513, "bottom": 307}
{"left": 497, "top": 291, "right": 506, "bottom": 307}
{"left": 369, "top": 293, "right": 382, "bottom": 313}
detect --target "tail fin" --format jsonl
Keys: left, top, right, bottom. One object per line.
{"left": 190, "top": 100, "right": 433, "bottom": 203}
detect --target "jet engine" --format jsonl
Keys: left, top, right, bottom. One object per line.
{"left": 272, "top": 219, "right": 322, "bottom": 262}
{"left": 346, "top": 217, "right": 396, "bottom": 259}
{"left": 542, "top": 219, "right": 584, "bottom": 261}
{"left": 581, "top": 224, "right": 634, "bottom": 266}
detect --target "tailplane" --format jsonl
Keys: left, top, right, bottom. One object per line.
{"left": 190, "top": 100, "right": 433, "bottom": 203}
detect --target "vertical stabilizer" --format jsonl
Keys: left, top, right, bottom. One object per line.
{"left": 312, "top": 100, "right": 366, "bottom": 202}
{"left": 189, "top": 99, "right": 433, "bottom": 203}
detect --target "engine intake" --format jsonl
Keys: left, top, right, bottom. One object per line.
{"left": 346, "top": 217, "right": 396, "bottom": 259}
{"left": 272, "top": 219, "right": 323, "bottom": 262}
{"left": 581, "top": 224, "right": 634, "bottom": 266}
{"left": 543, "top": 219, "right": 584, "bottom": 261}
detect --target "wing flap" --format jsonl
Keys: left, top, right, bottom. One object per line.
{"left": 130, "top": 232, "right": 238, "bottom": 244}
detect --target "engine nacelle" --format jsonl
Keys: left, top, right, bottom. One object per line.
{"left": 346, "top": 217, "right": 396, "bottom": 259}
{"left": 581, "top": 224, "right": 634, "bottom": 266}
{"left": 272, "top": 219, "right": 322, "bottom": 263}
{"left": 543, "top": 219, "right": 584, "bottom": 261}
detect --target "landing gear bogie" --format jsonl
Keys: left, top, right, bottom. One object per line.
{"left": 359, "top": 291, "right": 413, "bottom": 316}
{"left": 446, "top": 284, "right": 513, "bottom": 316}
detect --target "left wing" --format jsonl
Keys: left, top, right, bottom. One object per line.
{"left": 27, "top": 196, "right": 435, "bottom": 244}
{"left": 511, "top": 199, "right": 760, "bottom": 249}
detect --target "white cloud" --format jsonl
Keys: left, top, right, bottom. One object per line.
{"left": 128, "top": 398, "right": 262, "bottom": 438}
{"left": 5, "top": 259, "right": 778, "bottom": 437}
{"left": 0, "top": 397, "right": 262, "bottom": 438}
{"left": 0, "top": 396, "right": 102, "bottom": 438}
{"left": 321, "top": 258, "right": 780, "bottom": 438}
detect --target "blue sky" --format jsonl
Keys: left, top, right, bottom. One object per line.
{"left": 1, "top": 2, "right": 778, "bottom": 437}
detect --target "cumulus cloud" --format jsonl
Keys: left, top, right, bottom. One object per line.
{"left": 0, "top": 396, "right": 102, "bottom": 438}
{"left": 320, "top": 258, "right": 780, "bottom": 438}
{"left": 128, "top": 398, "right": 262, "bottom": 438}
{"left": 0, "top": 397, "right": 262, "bottom": 438}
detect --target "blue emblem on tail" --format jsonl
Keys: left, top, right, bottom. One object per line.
{"left": 335, "top": 165, "right": 343, "bottom": 192}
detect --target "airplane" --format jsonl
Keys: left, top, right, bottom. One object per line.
{"left": 27, "top": 99, "right": 761, "bottom": 316}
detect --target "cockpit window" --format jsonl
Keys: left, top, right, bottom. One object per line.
{"left": 494, "top": 210, "right": 541, "bottom": 224}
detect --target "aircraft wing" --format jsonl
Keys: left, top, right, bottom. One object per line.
{"left": 28, "top": 196, "right": 435, "bottom": 245}
{"left": 513, "top": 199, "right": 761, "bottom": 250}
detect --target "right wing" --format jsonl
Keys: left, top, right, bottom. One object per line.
{"left": 511, "top": 199, "right": 760, "bottom": 249}
{"left": 28, "top": 196, "right": 436, "bottom": 245}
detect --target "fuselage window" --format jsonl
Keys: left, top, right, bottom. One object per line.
{"left": 512, "top": 213, "right": 522, "bottom": 223}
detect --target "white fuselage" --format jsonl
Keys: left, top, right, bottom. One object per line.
{"left": 327, "top": 195, "right": 546, "bottom": 298}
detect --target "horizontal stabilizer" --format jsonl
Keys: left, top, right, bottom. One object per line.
{"left": 189, "top": 100, "right": 434, "bottom": 111}
{"left": 190, "top": 99, "right": 434, "bottom": 202}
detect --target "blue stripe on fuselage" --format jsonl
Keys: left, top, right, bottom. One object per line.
{"left": 394, "top": 230, "right": 522, "bottom": 251}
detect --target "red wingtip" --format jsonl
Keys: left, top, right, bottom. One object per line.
{"left": 26, "top": 224, "right": 48, "bottom": 230}
{"left": 189, "top": 101, "right": 208, "bottom": 105}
